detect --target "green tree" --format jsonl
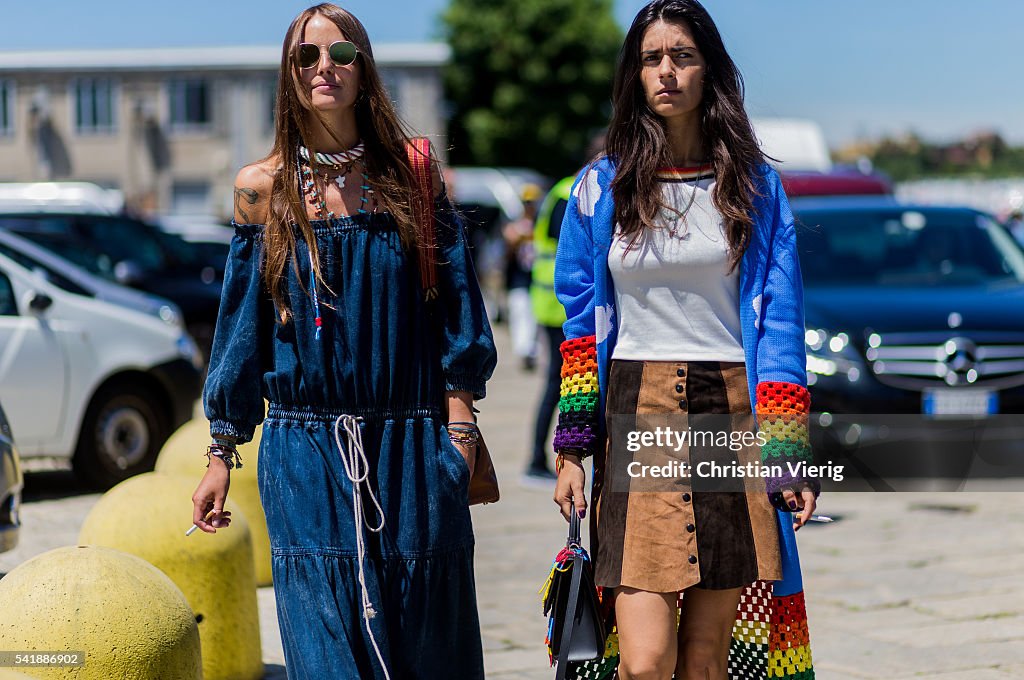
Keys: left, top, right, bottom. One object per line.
{"left": 442, "top": 0, "right": 622, "bottom": 177}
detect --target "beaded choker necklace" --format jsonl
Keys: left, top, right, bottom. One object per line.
{"left": 298, "top": 142, "right": 365, "bottom": 166}
{"left": 296, "top": 149, "right": 372, "bottom": 221}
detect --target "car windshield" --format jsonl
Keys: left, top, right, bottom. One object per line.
{"left": 795, "top": 208, "right": 1024, "bottom": 287}
{"left": 0, "top": 215, "right": 203, "bottom": 279}
{"left": 0, "top": 242, "right": 90, "bottom": 296}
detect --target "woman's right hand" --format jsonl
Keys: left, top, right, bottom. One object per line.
{"left": 553, "top": 454, "right": 587, "bottom": 522}
{"left": 191, "top": 458, "right": 233, "bottom": 534}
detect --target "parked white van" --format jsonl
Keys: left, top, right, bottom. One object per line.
{"left": 0, "top": 182, "right": 122, "bottom": 215}
{"left": 0, "top": 251, "right": 202, "bottom": 487}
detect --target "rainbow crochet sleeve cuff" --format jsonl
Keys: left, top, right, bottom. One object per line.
{"left": 755, "top": 381, "right": 820, "bottom": 507}
{"left": 553, "top": 335, "right": 600, "bottom": 458}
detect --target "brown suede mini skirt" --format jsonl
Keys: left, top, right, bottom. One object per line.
{"left": 592, "top": 360, "right": 782, "bottom": 593}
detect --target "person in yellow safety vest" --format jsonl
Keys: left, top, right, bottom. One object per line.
{"left": 523, "top": 176, "right": 574, "bottom": 482}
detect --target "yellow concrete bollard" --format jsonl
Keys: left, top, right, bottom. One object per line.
{"left": 157, "top": 419, "right": 273, "bottom": 587}
{"left": 0, "top": 545, "right": 202, "bottom": 680}
{"left": 79, "top": 473, "right": 262, "bottom": 680}
{"left": 0, "top": 671, "right": 35, "bottom": 679}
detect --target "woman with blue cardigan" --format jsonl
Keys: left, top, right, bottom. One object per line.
{"left": 552, "top": 2, "right": 819, "bottom": 679}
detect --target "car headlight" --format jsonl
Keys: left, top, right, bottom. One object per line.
{"left": 805, "top": 329, "right": 864, "bottom": 385}
{"left": 158, "top": 304, "right": 184, "bottom": 329}
{"left": 177, "top": 335, "right": 203, "bottom": 370}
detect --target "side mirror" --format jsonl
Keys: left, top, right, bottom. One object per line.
{"left": 113, "top": 260, "right": 145, "bottom": 286}
{"left": 29, "top": 292, "right": 53, "bottom": 313}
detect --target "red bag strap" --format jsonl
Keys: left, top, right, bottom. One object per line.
{"left": 406, "top": 137, "right": 439, "bottom": 301}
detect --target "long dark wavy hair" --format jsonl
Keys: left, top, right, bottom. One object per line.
{"left": 263, "top": 3, "right": 424, "bottom": 322}
{"left": 607, "top": 0, "right": 765, "bottom": 270}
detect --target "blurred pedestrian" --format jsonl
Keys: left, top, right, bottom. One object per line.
{"left": 551, "top": 1, "right": 819, "bottom": 679}
{"left": 504, "top": 184, "right": 541, "bottom": 370}
{"left": 189, "top": 4, "right": 496, "bottom": 679}
{"left": 523, "top": 178, "right": 573, "bottom": 484}
{"left": 1007, "top": 209, "right": 1024, "bottom": 248}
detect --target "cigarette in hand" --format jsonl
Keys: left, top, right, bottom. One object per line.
{"left": 186, "top": 510, "right": 217, "bottom": 536}
{"left": 806, "top": 515, "right": 834, "bottom": 523}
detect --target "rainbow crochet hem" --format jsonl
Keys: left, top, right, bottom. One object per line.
{"left": 558, "top": 580, "right": 814, "bottom": 680}
{"left": 755, "top": 381, "right": 819, "bottom": 499}
{"left": 554, "top": 335, "right": 600, "bottom": 456}
{"left": 730, "top": 581, "right": 815, "bottom": 679}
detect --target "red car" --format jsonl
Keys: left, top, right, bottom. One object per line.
{"left": 781, "top": 168, "right": 892, "bottom": 197}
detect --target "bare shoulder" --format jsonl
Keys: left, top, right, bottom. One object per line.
{"left": 233, "top": 160, "right": 276, "bottom": 224}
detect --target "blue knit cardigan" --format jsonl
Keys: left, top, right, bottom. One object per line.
{"left": 552, "top": 156, "right": 818, "bottom": 594}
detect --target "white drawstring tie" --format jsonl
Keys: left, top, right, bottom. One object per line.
{"left": 333, "top": 414, "right": 390, "bottom": 679}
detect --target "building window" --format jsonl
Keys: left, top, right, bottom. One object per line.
{"left": 168, "top": 79, "right": 211, "bottom": 129}
{"left": 0, "top": 80, "right": 14, "bottom": 136}
{"left": 73, "top": 78, "right": 117, "bottom": 133}
{"left": 380, "top": 69, "right": 402, "bottom": 105}
{"left": 171, "top": 181, "right": 211, "bottom": 214}
{"left": 266, "top": 81, "right": 277, "bottom": 136}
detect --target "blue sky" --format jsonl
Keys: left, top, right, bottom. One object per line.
{"left": 3, "top": 1, "right": 1022, "bottom": 146}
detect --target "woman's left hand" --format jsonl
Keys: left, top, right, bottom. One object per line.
{"left": 781, "top": 485, "right": 817, "bottom": 531}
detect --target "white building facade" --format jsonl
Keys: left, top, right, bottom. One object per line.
{"left": 0, "top": 44, "right": 449, "bottom": 216}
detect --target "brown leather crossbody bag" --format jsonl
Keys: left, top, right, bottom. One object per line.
{"left": 407, "top": 137, "right": 499, "bottom": 506}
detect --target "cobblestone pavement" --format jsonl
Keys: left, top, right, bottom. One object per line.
{"left": 4, "top": 326, "right": 1023, "bottom": 679}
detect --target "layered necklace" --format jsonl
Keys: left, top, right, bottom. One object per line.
{"left": 660, "top": 184, "right": 698, "bottom": 240}
{"left": 297, "top": 142, "right": 373, "bottom": 220}
{"left": 655, "top": 165, "right": 714, "bottom": 240}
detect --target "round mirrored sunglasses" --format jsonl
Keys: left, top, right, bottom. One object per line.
{"left": 297, "top": 41, "right": 359, "bottom": 69}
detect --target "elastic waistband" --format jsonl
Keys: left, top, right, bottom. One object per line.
{"left": 266, "top": 403, "right": 441, "bottom": 423}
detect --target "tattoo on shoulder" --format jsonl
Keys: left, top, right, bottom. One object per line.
{"left": 234, "top": 187, "right": 259, "bottom": 222}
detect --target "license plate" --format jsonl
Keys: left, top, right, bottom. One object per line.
{"left": 923, "top": 389, "right": 998, "bottom": 417}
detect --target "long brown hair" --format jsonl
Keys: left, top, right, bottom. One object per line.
{"left": 607, "top": 0, "right": 765, "bottom": 270}
{"left": 263, "top": 3, "right": 423, "bottom": 322}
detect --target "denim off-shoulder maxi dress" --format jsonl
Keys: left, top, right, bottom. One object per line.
{"left": 203, "top": 196, "right": 497, "bottom": 679}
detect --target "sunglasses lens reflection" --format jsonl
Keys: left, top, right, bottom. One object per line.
{"left": 298, "top": 43, "right": 320, "bottom": 69}
{"left": 329, "top": 41, "right": 357, "bottom": 66}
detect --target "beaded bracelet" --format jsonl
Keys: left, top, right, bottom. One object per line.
{"left": 206, "top": 443, "right": 244, "bottom": 470}
{"left": 448, "top": 431, "right": 479, "bottom": 446}
{"left": 448, "top": 421, "right": 480, "bottom": 447}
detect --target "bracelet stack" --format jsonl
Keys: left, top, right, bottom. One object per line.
{"left": 206, "top": 438, "right": 243, "bottom": 470}
{"left": 447, "top": 421, "right": 480, "bottom": 448}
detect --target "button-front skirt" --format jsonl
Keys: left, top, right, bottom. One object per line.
{"left": 594, "top": 360, "right": 783, "bottom": 592}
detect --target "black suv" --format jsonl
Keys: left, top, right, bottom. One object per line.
{"left": 793, "top": 196, "right": 1024, "bottom": 485}
{"left": 0, "top": 212, "right": 223, "bottom": 358}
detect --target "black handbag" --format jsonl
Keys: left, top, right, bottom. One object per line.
{"left": 542, "top": 500, "right": 606, "bottom": 680}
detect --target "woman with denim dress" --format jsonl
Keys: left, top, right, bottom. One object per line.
{"left": 189, "top": 5, "right": 496, "bottom": 678}
{"left": 552, "top": 2, "right": 819, "bottom": 679}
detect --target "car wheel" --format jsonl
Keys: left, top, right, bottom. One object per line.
{"left": 73, "top": 384, "right": 166, "bottom": 489}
